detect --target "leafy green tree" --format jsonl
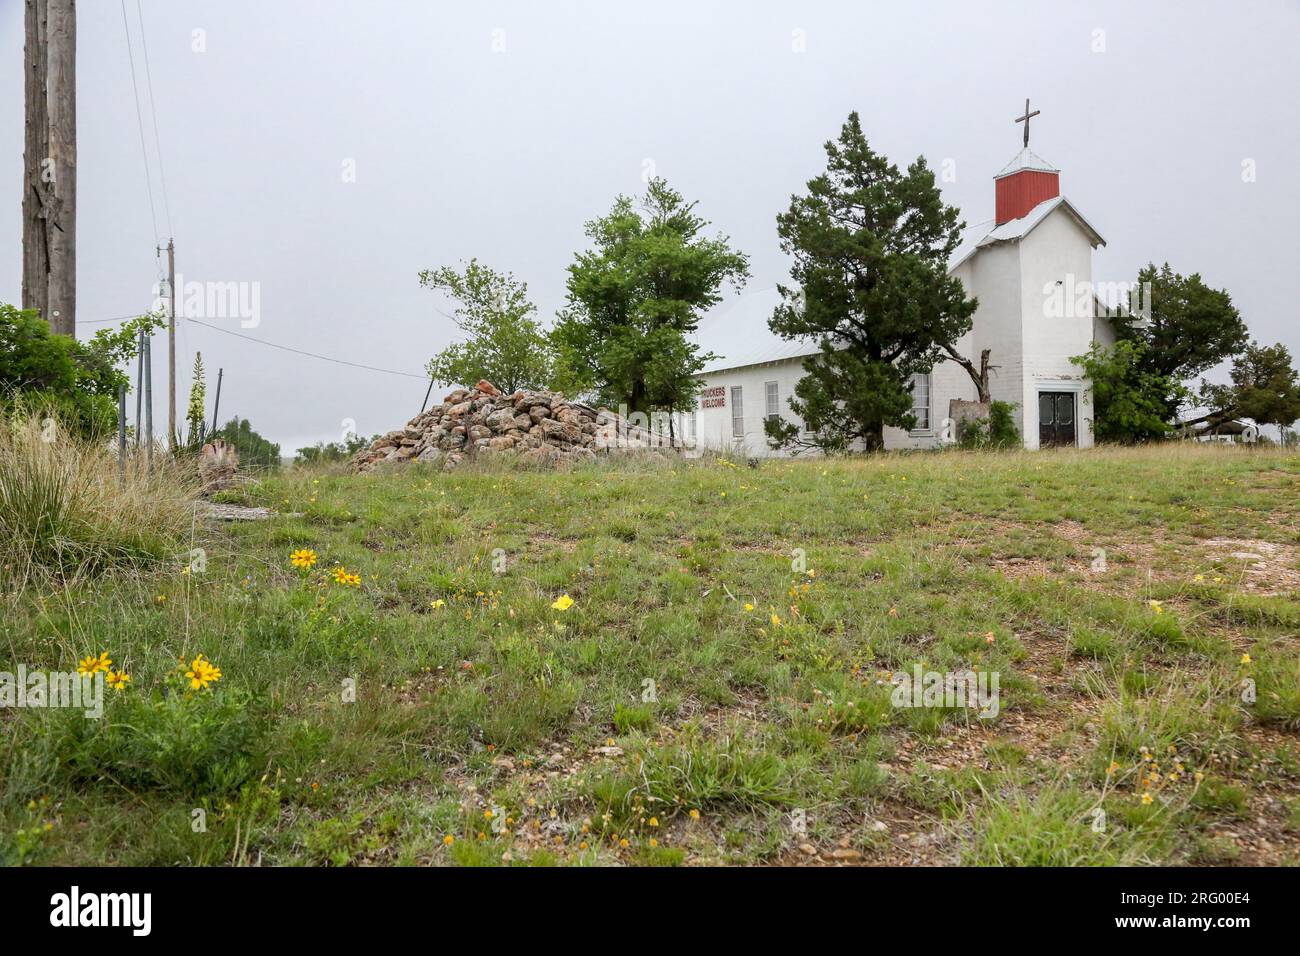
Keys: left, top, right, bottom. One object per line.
{"left": 1193, "top": 342, "right": 1300, "bottom": 433}
{"left": 1074, "top": 265, "right": 1254, "bottom": 442}
{"left": 210, "top": 417, "right": 282, "bottom": 471}
{"left": 1116, "top": 263, "right": 1248, "bottom": 382}
{"left": 554, "top": 178, "right": 749, "bottom": 414}
{"left": 1072, "top": 340, "right": 1182, "bottom": 443}
{"left": 421, "top": 259, "right": 555, "bottom": 394}
{"left": 764, "top": 112, "right": 977, "bottom": 452}
{"left": 0, "top": 302, "right": 162, "bottom": 439}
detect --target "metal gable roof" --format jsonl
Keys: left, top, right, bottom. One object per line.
{"left": 948, "top": 195, "right": 1105, "bottom": 270}
{"left": 694, "top": 287, "right": 820, "bottom": 374}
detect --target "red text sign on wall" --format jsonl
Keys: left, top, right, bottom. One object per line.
{"left": 701, "top": 386, "right": 726, "bottom": 409}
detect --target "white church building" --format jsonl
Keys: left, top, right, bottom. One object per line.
{"left": 690, "top": 136, "right": 1115, "bottom": 455}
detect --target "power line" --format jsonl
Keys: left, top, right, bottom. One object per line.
{"left": 119, "top": 0, "right": 159, "bottom": 241}
{"left": 134, "top": 0, "right": 173, "bottom": 237}
{"left": 81, "top": 313, "right": 151, "bottom": 325}
{"left": 182, "top": 316, "right": 428, "bottom": 379}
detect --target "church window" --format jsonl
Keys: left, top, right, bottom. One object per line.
{"left": 910, "top": 373, "right": 931, "bottom": 431}
{"left": 731, "top": 386, "right": 745, "bottom": 438}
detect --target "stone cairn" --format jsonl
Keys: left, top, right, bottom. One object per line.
{"left": 352, "top": 380, "right": 667, "bottom": 471}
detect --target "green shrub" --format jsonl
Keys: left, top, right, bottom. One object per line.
{"left": 957, "top": 401, "right": 1020, "bottom": 449}
{"left": 49, "top": 684, "right": 262, "bottom": 797}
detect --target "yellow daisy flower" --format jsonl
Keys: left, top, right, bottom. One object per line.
{"left": 332, "top": 567, "right": 361, "bottom": 587}
{"left": 77, "top": 652, "right": 112, "bottom": 676}
{"left": 290, "top": 548, "right": 318, "bottom": 569}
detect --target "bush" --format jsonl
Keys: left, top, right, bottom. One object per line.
{"left": 1071, "top": 341, "right": 1179, "bottom": 442}
{"left": 0, "top": 414, "right": 196, "bottom": 584}
{"left": 49, "top": 683, "right": 261, "bottom": 797}
{"left": 957, "top": 401, "right": 1020, "bottom": 449}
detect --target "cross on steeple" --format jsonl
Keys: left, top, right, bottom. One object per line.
{"left": 1014, "top": 98, "right": 1040, "bottom": 148}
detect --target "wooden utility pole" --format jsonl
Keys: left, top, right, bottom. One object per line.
{"left": 22, "top": 0, "right": 76, "bottom": 336}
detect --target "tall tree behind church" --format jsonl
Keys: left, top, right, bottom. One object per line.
{"left": 766, "top": 112, "right": 977, "bottom": 452}
{"left": 554, "top": 178, "right": 749, "bottom": 414}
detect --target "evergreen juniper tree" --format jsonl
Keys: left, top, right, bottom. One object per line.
{"left": 766, "top": 112, "right": 977, "bottom": 452}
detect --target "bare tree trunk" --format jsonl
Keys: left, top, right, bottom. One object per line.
{"left": 942, "top": 344, "right": 993, "bottom": 404}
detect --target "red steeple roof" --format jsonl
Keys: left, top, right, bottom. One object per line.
{"left": 994, "top": 148, "right": 1060, "bottom": 225}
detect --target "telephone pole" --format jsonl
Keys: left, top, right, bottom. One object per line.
{"left": 22, "top": 0, "right": 77, "bottom": 335}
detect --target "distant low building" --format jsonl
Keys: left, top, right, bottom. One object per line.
{"left": 1181, "top": 419, "right": 1256, "bottom": 444}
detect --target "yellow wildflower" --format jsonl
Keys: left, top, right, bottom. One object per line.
{"left": 77, "top": 651, "right": 112, "bottom": 676}
{"left": 106, "top": 670, "right": 131, "bottom": 692}
{"left": 184, "top": 655, "right": 222, "bottom": 690}
{"left": 551, "top": 594, "right": 575, "bottom": 611}
{"left": 290, "top": 548, "right": 318, "bottom": 569}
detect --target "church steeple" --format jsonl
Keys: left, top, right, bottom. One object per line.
{"left": 994, "top": 99, "right": 1060, "bottom": 225}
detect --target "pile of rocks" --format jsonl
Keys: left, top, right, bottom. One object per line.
{"left": 352, "top": 380, "right": 663, "bottom": 471}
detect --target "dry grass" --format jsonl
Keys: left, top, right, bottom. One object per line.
{"left": 0, "top": 415, "right": 197, "bottom": 586}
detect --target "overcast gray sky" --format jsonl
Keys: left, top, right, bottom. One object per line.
{"left": 3, "top": 0, "right": 1297, "bottom": 451}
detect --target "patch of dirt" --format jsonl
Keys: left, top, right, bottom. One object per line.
{"left": 1198, "top": 538, "right": 1300, "bottom": 596}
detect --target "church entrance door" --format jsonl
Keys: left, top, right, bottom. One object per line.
{"left": 1038, "top": 392, "right": 1076, "bottom": 447}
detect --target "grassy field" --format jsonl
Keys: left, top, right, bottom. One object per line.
{"left": 3, "top": 443, "right": 1299, "bottom": 866}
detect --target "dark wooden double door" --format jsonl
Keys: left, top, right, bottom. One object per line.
{"left": 1038, "top": 391, "right": 1076, "bottom": 447}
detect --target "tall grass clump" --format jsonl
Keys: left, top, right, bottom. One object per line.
{"left": 0, "top": 414, "right": 196, "bottom": 584}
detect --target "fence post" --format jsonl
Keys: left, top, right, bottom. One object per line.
{"left": 117, "top": 382, "right": 127, "bottom": 485}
